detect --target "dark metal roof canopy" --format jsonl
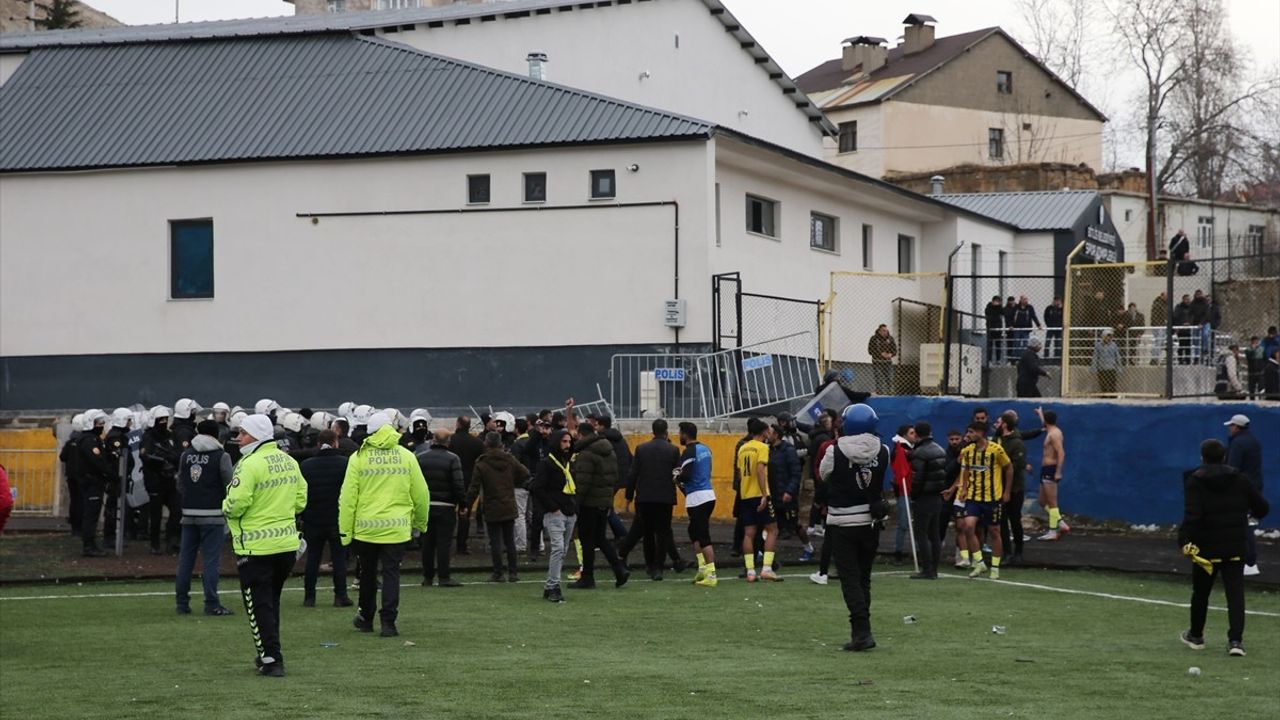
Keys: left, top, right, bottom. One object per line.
{"left": 902, "top": 13, "right": 937, "bottom": 25}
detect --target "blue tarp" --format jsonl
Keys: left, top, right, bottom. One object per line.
{"left": 865, "top": 396, "right": 1280, "bottom": 527}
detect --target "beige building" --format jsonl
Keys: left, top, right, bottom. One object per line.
{"left": 796, "top": 14, "right": 1106, "bottom": 180}
{"left": 287, "top": 0, "right": 491, "bottom": 13}
{"left": 1, "top": 0, "right": 120, "bottom": 32}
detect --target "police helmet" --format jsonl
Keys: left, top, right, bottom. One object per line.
{"left": 254, "top": 398, "right": 281, "bottom": 416}
{"left": 352, "top": 404, "right": 374, "bottom": 426}
{"left": 70, "top": 413, "right": 85, "bottom": 431}
{"left": 281, "top": 411, "right": 305, "bottom": 433}
{"left": 174, "top": 398, "right": 202, "bottom": 419}
{"left": 409, "top": 408, "right": 432, "bottom": 428}
{"left": 109, "top": 407, "right": 133, "bottom": 429}
{"left": 337, "top": 402, "right": 356, "bottom": 420}
{"left": 80, "top": 409, "right": 107, "bottom": 431}
{"left": 841, "top": 404, "right": 879, "bottom": 436}
{"left": 309, "top": 411, "right": 332, "bottom": 432}
{"left": 149, "top": 405, "right": 173, "bottom": 427}
{"left": 228, "top": 411, "right": 247, "bottom": 431}
{"left": 210, "top": 402, "right": 231, "bottom": 421}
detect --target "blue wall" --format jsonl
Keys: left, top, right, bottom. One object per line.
{"left": 865, "top": 396, "right": 1280, "bottom": 527}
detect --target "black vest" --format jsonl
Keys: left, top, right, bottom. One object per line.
{"left": 827, "top": 442, "right": 888, "bottom": 514}
{"left": 178, "top": 446, "right": 227, "bottom": 512}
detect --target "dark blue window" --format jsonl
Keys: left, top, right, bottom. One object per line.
{"left": 170, "top": 219, "right": 214, "bottom": 299}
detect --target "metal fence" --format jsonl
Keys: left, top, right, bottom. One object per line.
{"left": 610, "top": 353, "right": 708, "bottom": 420}
{"left": 696, "top": 331, "right": 821, "bottom": 418}
{"left": 0, "top": 448, "right": 60, "bottom": 516}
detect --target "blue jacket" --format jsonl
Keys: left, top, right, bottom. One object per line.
{"left": 768, "top": 440, "right": 801, "bottom": 499}
{"left": 1227, "top": 429, "right": 1263, "bottom": 491}
{"left": 677, "top": 442, "right": 713, "bottom": 497}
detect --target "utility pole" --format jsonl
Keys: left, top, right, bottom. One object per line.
{"left": 27, "top": 0, "right": 35, "bottom": 31}
{"left": 1146, "top": 114, "right": 1159, "bottom": 260}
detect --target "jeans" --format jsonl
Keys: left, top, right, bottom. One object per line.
{"left": 487, "top": 519, "right": 518, "bottom": 575}
{"left": 303, "top": 525, "right": 347, "bottom": 598}
{"left": 353, "top": 540, "right": 404, "bottom": 625}
{"left": 911, "top": 495, "right": 942, "bottom": 576}
{"left": 1190, "top": 560, "right": 1245, "bottom": 642}
{"left": 1045, "top": 329, "right": 1061, "bottom": 361}
{"left": 513, "top": 489, "right": 530, "bottom": 552}
{"left": 236, "top": 551, "right": 294, "bottom": 665}
{"left": 1009, "top": 329, "right": 1030, "bottom": 357}
{"left": 422, "top": 505, "right": 457, "bottom": 583}
{"left": 543, "top": 511, "right": 577, "bottom": 589}
{"left": 578, "top": 507, "right": 623, "bottom": 582}
{"left": 828, "top": 525, "right": 879, "bottom": 638}
{"left": 176, "top": 523, "right": 226, "bottom": 610}
{"left": 607, "top": 506, "right": 629, "bottom": 539}
{"left": 893, "top": 495, "right": 911, "bottom": 556}
{"left": 872, "top": 362, "right": 895, "bottom": 394}
{"left": 987, "top": 330, "right": 1005, "bottom": 364}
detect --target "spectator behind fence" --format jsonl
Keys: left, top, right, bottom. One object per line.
{"left": 1017, "top": 337, "right": 1048, "bottom": 398}
{"left": 1190, "top": 290, "right": 1210, "bottom": 360}
{"left": 1264, "top": 347, "right": 1280, "bottom": 401}
{"left": 1043, "top": 297, "right": 1063, "bottom": 361}
{"left": 985, "top": 296, "right": 1006, "bottom": 363}
{"left": 1117, "top": 302, "right": 1145, "bottom": 365}
{"left": 867, "top": 324, "right": 897, "bottom": 394}
{"left": 1263, "top": 327, "right": 1280, "bottom": 363}
{"left": 1215, "top": 344, "right": 1245, "bottom": 400}
{"left": 1169, "top": 230, "right": 1190, "bottom": 262}
{"left": 1173, "top": 295, "right": 1195, "bottom": 365}
{"left": 1093, "top": 332, "right": 1121, "bottom": 395}
{"left": 1009, "top": 295, "right": 1042, "bottom": 357}
{"left": 1245, "top": 337, "right": 1266, "bottom": 400}
{"left": 1150, "top": 292, "right": 1169, "bottom": 365}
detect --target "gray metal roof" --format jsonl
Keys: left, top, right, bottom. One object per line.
{"left": 934, "top": 190, "right": 1099, "bottom": 231}
{"left": 0, "top": 33, "right": 714, "bottom": 172}
{"left": 0, "top": 0, "right": 835, "bottom": 136}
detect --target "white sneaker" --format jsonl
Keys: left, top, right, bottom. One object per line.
{"left": 955, "top": 558, "right": 972, "bottom": 569}
{"left": 809, "top": 572, "right": 828, "bottom": 585}
{"left": 1243, "top": 564, "right": 1260, "bottom": 577}
{"left": 1037, "top": 530, "right": 1060, "bottom": 541}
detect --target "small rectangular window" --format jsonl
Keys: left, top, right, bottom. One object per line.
{"left": 897, "top": 234, "right": 914, "bottom": 273}
{"left": 1124, "top": 209, "right": 1133, "bottom": 222}
{"left": 523, "top": 172, "right": 547, "bottom": 203}
{"left": 377, "top": 0, "right": 419, "bottom": 9}
{"left": 589, "top": 169, "right": 615, "bottom": 200}
{"left": 810, "top": 212, "right": 837, "bottom": 252}
{"left": 170, "top": 219, "right": 214, "bottom": 300}
{"left": 1197, "top": 216, "right": 1214, "bottom": 249}
{"left": 745, "top": 194, "right": 777, "bottom": 238}
{"left": 838, "top": 121, "right": 858, "bottom": 153}
{"left": 861, "top": 224, "right": 873, "bottom": 269}
{"left": 988, "top": 128, "right": 1004, "bottom": 159}
{"left": 327, "top": 0, "right": 346, "bottom": 11}
{"left": 1247, "top": 224, "right": 1265, "bottom": 255}
{"left": 467, "top": 174, "right": 490, "bottom": 204}
{"left": 996, "top": 70, "right": 1013, "bottom": 94}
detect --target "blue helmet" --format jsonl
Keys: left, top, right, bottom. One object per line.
{"left": 841, "top": 404, "right": 878, "bottom": 436}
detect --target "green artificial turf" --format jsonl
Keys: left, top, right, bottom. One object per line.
{"left": 1, "top": 568, "right": 1276, "bottom": 719}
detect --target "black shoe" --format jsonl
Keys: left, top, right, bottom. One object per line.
{"left": 421, "top": 577, "right": 433, "bottom": 587}
{"left": 1007, "top": 554, "right": 1023, "bottom": 566}
{"left": 543, "top": 587, "right": 551, "bottom": 599}
{"left": 456, "top": 547, "right": 471, "bottom": 556}
{"left": 508, "top": 573, "right": 519, "bottom": 583}
{"left": 730, "top": 550, "right": 742, "bottom": 559}
{"left": 528, "top": 553, "right": 541, "bottom": 562}
{"left": 175, "top": 606, "right": 191, "bottom": 615}
{"left": 380, "top": 623, "right": 399, "bottom": 638}
{"left": 842, "top": 634, "right": 877, "bottom": 652}
{"left": 547, "top": 586, "right": 564, "bottom": 603}
{"left": 488, "top": 572, "right": 503, "bottom": 583}
{"left": 438, "top": 577, "right": 461, "bottom": 588}
{"left": 302, "top": 596, "right": 316, "bottom": 608}
{"left": 334, "top": 595, "right": 353, "bottom": 607}
{"left": 353, "top": 613, "right": 374, "bottom": 632}
{"left": 908, "top": 572, "right": 937, "bottom": 580}
{"left": 257, "top": 662, "right": 286, "bottom": 677}
{"left": 671, "top": 559, "right": 688, "bottom": 573}
{"left": 649, "top": 571, "right": 664, "bottom": 582}
{"left": 615, "top": 568, "right": 631, "bottom": 588}
{"left": 568, "top": 578, "right": 596, "bottom": 590}
{"left": 205, "top": 606, "right": 234, "bottom": 616}
{"left": 149, "top": 545, "right": 163, "bottom": 556}
{"left": 82, "top": 545, "right": 107, "bottom": 557}
{"left": 1228, "top": 640, "right": 1246, "bottom": 657}
{"left": 1179, "top": 630, "right": 1205, "bottom": 650}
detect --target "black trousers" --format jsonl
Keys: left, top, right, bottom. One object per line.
{"left": 422, "top": 506, "right": 457, "bottom": 582}
{"left": 148, "top": 488, "right": 181, "bottom": 549}
{"left": 828, "top": 525, "right": 879, "bottom": 638}
{"left": 578, "top": 507, "right": 622, "bottom": 582}
{"left": 66, "top": 474, "right": 82, "bottom": 533}
{"left": 528, "top": 507, "right": 545, "bottom": 555}
{"left": 618, "top": 505, "right": 682, "bottom": 569}
{"left": 237, "top": 551, "right": 294, "bottom": 665}
{"left": 487, "top": 519, "right": 518, "bottom": 575}
{"left": 911, "top": 494, "right": 942, "bottom": 576}
{"left": 353, "top": 540, "right": 403, "bottom": 625}
{"left": 939, "top": 499, "right": 954, "bottom": 550}
{"left": 1190, "top": 560, "right": 1246, "bottom": 642}
{"left": 1000, "top": 490, "right": 1025, "bottom": 557}
{"left": 81, "top": 483, "right": 105, "bottom": 548}
{"left": 636, "top": 503, "right": 673, "bottom": 571}
{"left": 456, "top": 512, "right": 470, "bottom": 552}
{"left": 303, "top": 525, "right": 347, "bottom": 598}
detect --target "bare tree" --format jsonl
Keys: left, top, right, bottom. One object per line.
{"left": 1016, "top": 0, "right": 1090, "bottom": 88}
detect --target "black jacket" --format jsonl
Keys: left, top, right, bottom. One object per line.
{"left": 996, "top": 432, "right": 1028, "bottom": 495}
{"left": 984, "top": 301, "right": 1006, "bottom": 330}
{"left": 1178, "top": 464, "right": 1269, "bottom": 560}
{"left": 171, "top": 417, "right": 198, "bottom": 451}
{"left": 449, "top": 431, "right": 485, "bottom": 485}
{"left": 572, "top": 435, "right": 618, "bottom": 509}
{"left": 768, "top": 441, "right": 801, "bottom": 500}
{"left": 1010, "top": 303, "right": 1040, "bottom": 329}
{"left": 1265, "top": 358, "right": 1280, "bottom": 400}
{"left": 627, "top": 437, "right": 680, "bottom": 504}
{"left": 908, "top": 438, "right": 948, "bottom": 497}
{"left": 60, "top": 430, "right": 84, "bottom": 483}
{"left": 299, "top": 448, "right": 347, "bottom": 527}
{"left": 603, "top": 428, "right": 633, "bottom": 491}
{"left": 177, "top": 436, "right": 233, "bottom": 519}
{"left": 415, "top": 443, "right": 465, "bottom": 506}
{"left": 1044, "top": 304, "right": 1063, "bottom": 330}
{"left": 530, "top": 454, "right": 578, "bottom": 516}
{"left": 77, "top": 432, "right": 116, "bottom": 491}
{"left": 1226, "top": 430, "right": 1262, "bottom": 491}
{"left": 1016, "top": 348, "right": 1048, "bottom": 397}
{"left": 140, "top": 427, "right": 180, "bottom": 493}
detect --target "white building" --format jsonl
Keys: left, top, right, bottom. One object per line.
{"left": 0, "top": 7, "right": 1022, "bottom": 411}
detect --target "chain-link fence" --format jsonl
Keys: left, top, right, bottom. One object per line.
{"left": 1063, "top": 254, "right": 1279, "bottom": 399}
{"left": 944, "top": 275, "right": 1064, "bottom": 396}
{"left": 822, "top": 272, "right": 946, "bottom": 395}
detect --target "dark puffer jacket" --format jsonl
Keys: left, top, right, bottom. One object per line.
{"left": 466, "top": 449, "right": 528, "bottom": 523}
{"left": 908, "top": 438, "right": 948, "bottom": 497}
{"left": 572, "top": 435, "right": 618, "bottom": 509}
{"left": 1178, "top": 464, "right": 1269, "bottom": 560}
{"left": 415, "top": 443, "right": 465, "bottom": 506}
{"left": 603, "top": 428, "right": 633, "bottom": 490}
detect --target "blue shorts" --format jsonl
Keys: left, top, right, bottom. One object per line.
{"left": 963, "top": 500, "right": 1001, "bottom": 527}
{"left": 1040, "top": 465, "right": 1060, "bottom": 484}
{"left": 737, "top": 497, "right": 775, "bottom": 527}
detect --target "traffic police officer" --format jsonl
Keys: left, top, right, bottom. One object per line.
{"left": 818, "top": 404, "right": 890, "bottom": 651}
{"left": 223, "top": 414, "right": 308, "bottom": 677}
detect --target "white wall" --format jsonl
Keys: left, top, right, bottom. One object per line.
{"left": 382, "top": 0, "right": 826, "bottom": 156}
{"left": 820, "top": 105, "right": 885, "bottom": 178}
{"left": 1103, "top": 193, "right": 1149, "bottom": 263}
{"left": 1104, "top": 192, "right": 1279, "bottom": 263}
{"left": 0, "top": 53, "right": 26, "bottom": 86}
{"left": 0, "top": 142, "right": 713, "bottom": 356}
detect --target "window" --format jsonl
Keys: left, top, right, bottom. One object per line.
{"left": 837, "top": 121, "right": 858, "bottom": 153}
{"left": 1124, "top": 209, "right": 1133, "bottom": 222}
{"left": 327, "top": 0, "right": 346, "bottom": 11}
{"left": 467, "top": 174, "right": 490, "bottom": 205}
{"left": 377, "top": 0, "right": 419, "bottom": 9}
{"left": 988, "top": 128, "right": 1004, "bottom": 159}
{"left": 810, "top": 212, "right": 837, "bottom": 252}
{"left": 1246, "top": 225, "right": 1266, "bottom": 255}
{"left": 589, "top": 169, "right": 615, "bottom": 200}
{"left": 745, "top": 194, "right": 777, "bottom": 238}
{"left": 861, "top": 224, "right": 873, "bottom": 269}
{"left": 897, "top": 234, "right": 915, "bottom": 273}
{"left": 997, "top": 70, "right": 1013, "bottom": 94}
{"left": 1196, "top": 216, "right": 1214, "bottom": 250}
{"left": 998, "top": 250, "right": 1008, "bottom": 298}
{"left": 170, "top": 219, "right": 214, "bottom": 300}
{"left": 523, "top": 172, "right": 547, "bottom": 203}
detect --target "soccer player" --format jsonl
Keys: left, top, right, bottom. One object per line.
{"left": 677, "top": 422, "right": 717, "bottom": 587}
{"left": 736, "top": 418, "right": 781, "bottom": 582}
{"left": 1035, "top": 407, "right": 1069, "bottom": 540}
{"left": 946, "top": 422, "right": 1012, "bottom": 579}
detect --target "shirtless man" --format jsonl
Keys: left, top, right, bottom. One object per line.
{"left": 1035, "top": 407, "right": 1069, "bottom": 540}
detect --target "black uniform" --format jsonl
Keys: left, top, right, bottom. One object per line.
{"left": 59, "top": 430, "right": 84, "bottom": 534}
{"left": 908, "top": 437, "right": 948, "bottom": 578}
{"left": 76, "top": 428, "right": 117, "bottom": 553}
{"left": 825, "top": 437, "right": 889, "bottom": 650}
{"left": 141, "top": 425, "right": 182, "bottom": 552}
{"left": 101, "top": 426, "right": 133, "bottom": 545}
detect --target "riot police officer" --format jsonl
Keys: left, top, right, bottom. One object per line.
{"left": 818, "top": 404, "right": 890, "bottom": 652}
{"left": 141, "top": 406, "right": 183, "bottom": 554}
{"left": 172, "top": 398, "right": 202, "bottom": 450}
{"left": 101, "top": 408, "right": 134, "bottom": 547}
{"left": 76, "top": 410, "right": 115, "bottom": 557}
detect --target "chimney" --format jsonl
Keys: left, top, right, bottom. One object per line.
{"left": 901, "top": 14, "right": 937, "bottom": 55}
{"left": 841, "top": 36, "right": 888, "bottom": 75}
{"left": 931, "top": 175, "right": 945, "bottom": 196}
{"left": 526, "top": 52, "right": 548, "bottom": 81}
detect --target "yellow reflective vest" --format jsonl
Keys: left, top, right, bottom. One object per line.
{"left": 223, "top": 440, "right": 307, "bottom": 556}
{"left": 339, "top": 425, "right": 429, "bottom": 545}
